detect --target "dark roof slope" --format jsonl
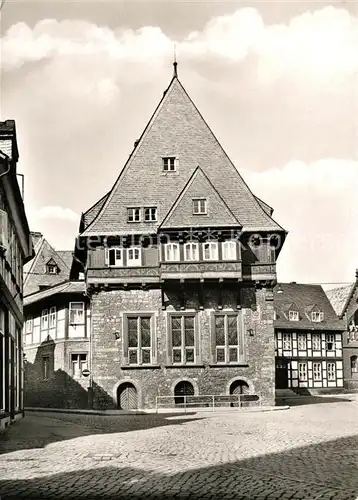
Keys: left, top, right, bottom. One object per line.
{"left": 83, "top": 192, "right": 109, "bottom": 229}
{"left": 273, "top": 283, "right": 345, "bottom": 331}
{"left": 81, "top": 75, "right": 285, "bottom": 236}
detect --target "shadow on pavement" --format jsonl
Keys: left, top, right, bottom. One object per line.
{"left": 0, "top": 411, "right": 203, "bottom": 455}
{"left": 277, "top": 396, "right": 354, "bottom": 407}
{"left": 0, "top": 432, "right": 357, "bottom": 499}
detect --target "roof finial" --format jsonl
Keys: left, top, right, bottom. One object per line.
{"left": 173, "top": 44, "right": 178, "bottom": 77}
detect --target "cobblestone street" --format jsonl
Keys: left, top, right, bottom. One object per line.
{"left": 1, "top": 399, "right": 358, "bottom": 499}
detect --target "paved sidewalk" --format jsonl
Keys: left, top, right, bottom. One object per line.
{"left": 1, "top": 401, "right": 358, "bottom": 499}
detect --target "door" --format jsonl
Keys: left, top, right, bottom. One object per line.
{"left": 117, "top": 383, "right": 138, "bottom": 410}
{"left": 276, "top": 360, "right": 289, "bottom": 389}
{"left": 230, "top": 380, "right": 250, "bottom": 407}
{"left": 174, "top": 381, "right": 194, "bottom": 406}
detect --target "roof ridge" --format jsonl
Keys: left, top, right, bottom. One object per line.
{"left": 23, "top": 237, "right": 45, "bottom": 285}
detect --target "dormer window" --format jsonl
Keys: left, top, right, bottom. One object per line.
{"left": 192, "top": 198, "right": 207, "bottom": 215}
{"left": 289, "top": 310, "right": 299, "bottom": 321}
{"left": 163, "top": 157, "right": 177, "bottom": 172}
{"left": 46, "top": 260, "right": 59, "bottom": 274}
{"left": 144, "top": 207, "right": 157, "bottom": 222}
{"left": 127, "top": 207, "right": 141, "bottom": 222}
{"left": 311, "top": 311, "right": 324, "bottom": 322}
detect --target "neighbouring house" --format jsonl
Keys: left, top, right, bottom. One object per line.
{"left": 23, "top": 234, "right": 90, "bottom": 409}
{"left": 72, "top": 64, "right": 287, "bottom": 410}
{"left": 326, "top": 270, "right": 358, "bottom": 391}
{"left": 0, "top": 120, "right": 33, "bottom": 430}
{"left": 274, "top": 283, "right": 345, "bottom": 393}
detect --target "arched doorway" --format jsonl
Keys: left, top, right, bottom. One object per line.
{"left": 174, "top": 381, "right": 194, "bottom": 406}
{"left": 117, "top": 382, "right": 138, "bottom": 410}
{"left": 229, "top": 379, "right": 250, "bottom": 407}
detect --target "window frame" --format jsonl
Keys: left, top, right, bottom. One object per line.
{"left": 282, "top": 333, "right": 292, "bottom": 350}
{"left": 41, "top": 309, "right": 49, "bottom": 331}
{"left": 144, "top": 207, "right": 157, "bottom": 222}
{"left": 222, "top": 240, "right": 237, "bottom": 261}
{"left": 127, "top": 207, "right": 141, "bottom": 223}
{"left": 25, "top": 317, "right": 33, "bottom": 334}
{"left": 313, "top": 362, "right": 322, "bottom": 381}
{"left": 127, "top": 247, "right": 142, "bottom": 267}
{"left": 107, "top": 247, "right": 124, "bottom": 267}
{"left": 169, "top": 313, "right": 197, "bottom": 365}
{"left": 164, "top": 242, "right": 180, "bottom": 262}
{"left": 297, "top": 333, "right": 307, "bottom": 350}
{"left": 298, "top": 362, "right": 308, "bottom": 382}
{"left": 69, "top": 302, "right": 85, "bottom": 326}
{"left": 70, "top": 353, "right": 88, "bottom": 378}
{"left": 49, "top": 307, "right": 56, "bottom": 329}
{"left": 42, "top": 356, "right": 50, "bottom": 380}
{"left": 351, "top": 355, "right": 358, "bottom": 374}
{"left": 192, "top": 198, "right": 207, "bottom": 215}
{"left": 123, "top": 313, "right": 155, "bottom": 366}
{"left": 162, "top": 156, "right": 177, "bottom": 172}
{"left": 325, "top": 333, "right": 335, "bottom": 351}
{"left": 288, "top": 310, "right": 299, "bottom": 321}
{"left": 203, "top": 242, "right": 219, "bottom": 261}
{"left": 327, "top": 362, "right": 336, "bottom": 381}
{"left": 311, "top": 311, "right": 324, "bottom": 322}
{"left": 184, "top": 242, "right": 199, "bottom": 261}
{"left": 212, "top": 312, "right": 243, "bottom": 365}
{"left": 312, "top": 333, "right": 321, "bottom": 351}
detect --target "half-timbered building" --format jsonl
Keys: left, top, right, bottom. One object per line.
{"left": 73, "top": 64, "right": 287, "bottom": 410}
{"left": 0, "top": 120, "right": 33, "bottom": 429}
{"left": 274, "top": 283, "right": 345, "bottom": 393}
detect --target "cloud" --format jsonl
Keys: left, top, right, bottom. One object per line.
{"left": 244, "top": 159, "right": 358, "bottom": 283}
{"left": 2, "top": 6, "right": 358, "bottom": 84}
{"left": 36, "top": 205, "right": 79, "bottom": 222}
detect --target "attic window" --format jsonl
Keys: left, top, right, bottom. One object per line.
{"left": 144, "top": 207, "right": 157, "bottom": 222}
{"left": 163, "top": 157, "right": 176, "bottom": 172}
{"left": 127, "top": 207, "right": 141, "bottom": 223}
{"left": 193, "top": 198, "right": 207, "bottom": 215}
{"left": 311, "top": 311, "right": 324, "bottom": 322}
{"left": 288, "top": 310, "right": 299, "bottom": 321}
{"left": 47, "top": 263, "right": 58, "bottom": 274}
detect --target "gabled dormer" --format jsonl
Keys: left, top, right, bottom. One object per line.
{"left": 46, "top": 258, "right": 60, "bottom": 275}
{"left": 282, "top": 302, "right": 300, "bottom": 321}
{"left": 305, "top": 304, "right": 324, "bottom": 323}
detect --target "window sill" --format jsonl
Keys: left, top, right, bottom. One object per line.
{"left": 209, "top": 363, "right": 249, "bottom": 368}
{"left": 121, "top": 364, "right": 161, "bottom": 370}
{"left": 164, "top": 364, "right": 205, "bottom": 368}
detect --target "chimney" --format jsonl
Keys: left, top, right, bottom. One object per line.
{"left": 30, "top": 231, "right": 43, "bottom": 248}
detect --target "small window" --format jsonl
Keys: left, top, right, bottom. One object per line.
{"left": 312, "top": 333, "right": 321, "bottom": 350}
{"left": 47, "top": 264, "right": 58, "bottom": 274}
{"left": 43, "top": 356, "right": 50, "bottom": 380}
{"left": 184, "top": 242, "right": 199, "bottom": 261}
{"left": 325, "top": 333, "right": 335, "bottom": 351}
{"left": 41, "top": 309, "right": 48, "bottom": 330}
{"left": 289, "top": 310, "right": 299, "bottom": 321}
{"left": 351, "top": 356, "right": 357, "bottom": 374}
{"left": 127, "top": 247, "right": 142, "bottom": 267}
{"left": 282, "top": 333, "right": 291, "bottom": 350}
{"left": 327, "top": 362, "right": 336, "bottom": 381}
{"left": 127, "top": 207, "right": 141, "bottom": 222}
{"left": 69, "top": 302, "right": 85, "bottom": 325}
{"left": 298, "top": 362, "right": 307, "bottom": 381}
{"left": 222, "top": 241, "right": 237, "bottom": 260}
{"left": 165, "top": 243, "right": 180, "bottom": 262}
{"left": 192, "top": 198, "right": 207, "bottom": 215}
{"left": 313, "top": 362, "right": 322, "bottom": 381}
{"left": 312, "top": 311, "right": 324, "bottom": 322}
{"left": 297, "top": 333, "right": 307, "bottom": 350}
{"left": 144, "top": 207, "right": 157, "bottom": 222}
{"left": 25, "top": 317, "right": 33, "bottom": 333}
{"left": 71, "top": 353, "right": 88, "bottom": 377}
{"left": 163, "top": 157, "right": 176, "bottom": 172}
{"left": 203, "top": 242, "right": 218, "bottom": 261}
{"left": 49, "top": 307, "right": 56, "bottom": 329}
{"left": 107, "top": 248, "right": 123, "bottom": 267}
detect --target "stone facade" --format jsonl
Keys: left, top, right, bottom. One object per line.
{"left": 341, "top": 273, "right": 358, "bottom": 391}
{"left": 90, "top": 284, "right": 276, "bottom": 409}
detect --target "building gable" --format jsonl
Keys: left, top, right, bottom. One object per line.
{"left": 160, "top": 167, "right": 240, "bottom": 229}
{"left": 82, "top": 74, "right": 284, "bottom": 236}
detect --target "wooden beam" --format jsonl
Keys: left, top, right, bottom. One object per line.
{"left": 180, "top": 278, "right": 185, "bottom": 310}
{"left": 199, "top": 278, "right": 204, "bottom": 310}
{"left": 218, "top": 278, "right": 223, "bottom": 310}
{"left": 236, "top": 281, "right": 242, "bottom": 310}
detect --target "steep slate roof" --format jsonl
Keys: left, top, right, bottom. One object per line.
{"left": 24, "top": 237, "right": 73, "bottom": 296}
{"left": 161, "top": 167, "right": 241, "bottom": 229}
{"left": 24, "top": 281, "right": 85, "bottom": 306}
{"left": 82, "top": 73, "right": 285, "bottom": 236}
{"left": 325, "top": 285, "right": 354, "bottom": 317}
{"left": 273, "top": 283, "right": 345, "bottom": 331}
{"left": 83, "top": 192, "right": 109, "bottom": 229}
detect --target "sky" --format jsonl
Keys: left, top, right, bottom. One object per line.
{"left": 0, "top": 0, "right": 357, "bottom": 286}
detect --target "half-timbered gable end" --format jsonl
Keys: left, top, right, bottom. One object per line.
{"left": 274, "top": 283, "right": 345, "bottom": 392}
{"left": 75, "top": 65, "right": 287, "bottom": 411}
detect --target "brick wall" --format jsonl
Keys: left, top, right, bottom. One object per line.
{"left": 91, "top": 283, "right": 275, "bottom": 409}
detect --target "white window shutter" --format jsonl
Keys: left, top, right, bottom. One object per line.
{"left": 104, "top": 248, "right": 109, "bottom": 266}
{"left": 0, "top": 209, "right": 8, "bottom": 250}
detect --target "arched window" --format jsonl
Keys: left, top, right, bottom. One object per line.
{"left": 351, "top": 356, "right": 358, "bottom": 375}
